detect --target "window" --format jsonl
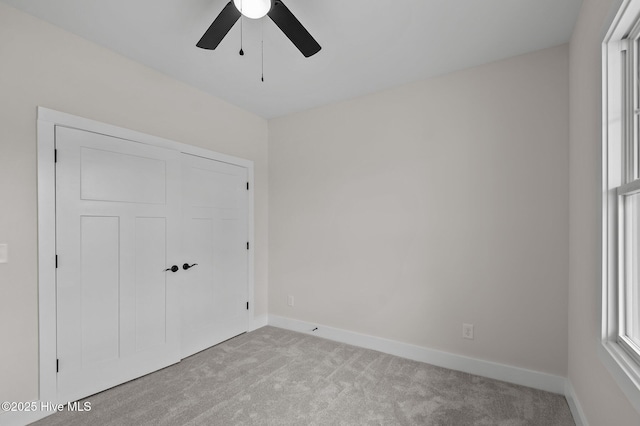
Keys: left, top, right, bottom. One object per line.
{"left": 620, "top": 181, "right": 640, "bottom": 359}
{"left": 602, "top": 0, "right": 640, "bottom": 410}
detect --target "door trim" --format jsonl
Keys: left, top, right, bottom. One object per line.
{"left": 36, "top": 107, "right": 255, "bottom": 414}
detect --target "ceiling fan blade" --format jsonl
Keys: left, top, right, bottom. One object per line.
{"left": 268, "top": 0, "right": 321, "bottom": 58}
{"left": 196, "top": 1, "right": 241, "bottom": 50}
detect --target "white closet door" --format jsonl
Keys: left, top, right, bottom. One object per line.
{"left": 55, "top": 126, "right": 181, "bottom": 403}
{"left": 181, "top": 153, "right": 249, "bottom": 358}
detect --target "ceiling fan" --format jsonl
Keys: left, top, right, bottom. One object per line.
{"left": 197, "top": 0, "right": 321, "bottom": 58}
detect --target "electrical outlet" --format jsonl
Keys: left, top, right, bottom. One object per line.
{"left": 462, "top": 323, "right": 474, "bottom": 340}
{"left": 0, "top": 244, "right": 7, "bottom": 264}
{"left": 287, "top": 295, "right": 294, "bottom": 307}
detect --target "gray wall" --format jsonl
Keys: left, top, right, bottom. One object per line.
{"left": 0, "top": 3, "right": 269, "bottom": 403}
{"left": 269, "top": 45, "right": 569, "bottom": 376}
{"left": 568, "top": 0, "right": 640, "bottom": 423}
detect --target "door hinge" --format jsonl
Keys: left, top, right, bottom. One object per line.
{"left": 246, "top": 182, "right": 249, "bottom": 190}
{"left": 247, "top": 242, "right": 249, "bottom": 250}
{"left": 56, "top": 359, "right": 59, "bottom": 373}
{"left": 54, "top": 149, "right": 58, "bottom": 163}
{"left": 55, "top": 255, "right": 58, "bottom": 268}
{"left": 246, "top": 302, "right": 249, "bottom": 310}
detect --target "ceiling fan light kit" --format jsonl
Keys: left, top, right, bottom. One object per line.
{"left": 197, "top": 0, "right": 321, "bottom": 58}
{"left": 233, "top": 0, "right": 271, "bottom": 19}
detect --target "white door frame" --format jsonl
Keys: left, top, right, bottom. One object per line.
{"left": 32, "top": 107, "right": 255, "bottom": 422}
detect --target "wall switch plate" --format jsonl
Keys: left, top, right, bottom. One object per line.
{"left": 0, "top": 244, "right": 7, "bottom": 263}
{"left": 462, "top": 323, "right": 474, "bottom": 340}
{"left": 287, "top": 295, "right": 294, "bottom": 307}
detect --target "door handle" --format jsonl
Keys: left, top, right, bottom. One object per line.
{"left": 183, "top": 263, "right": 198, "bottom": 270}
{"left": 164, "top": 265, "right": 179, "bottom": 273}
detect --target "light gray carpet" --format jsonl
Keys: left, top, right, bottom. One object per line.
{"left": 33, "top": 326, "right": 574, "bottom": 425}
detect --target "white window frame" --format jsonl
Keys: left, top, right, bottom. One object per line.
{"left": 602, "top": 0, "right": 640, "bottom": 413}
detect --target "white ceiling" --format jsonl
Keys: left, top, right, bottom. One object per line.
{"left": 2, "top": 0, "right": 582, "bottom": 118}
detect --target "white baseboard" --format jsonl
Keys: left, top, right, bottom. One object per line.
{"left": 268, "top": 315, "right": 567, "bottom": 395}
{"left": 564, "top": 380, "right": 589, "bottom": 426}
{"left": 250, "top": 314, "right": 268, "bottom": 331}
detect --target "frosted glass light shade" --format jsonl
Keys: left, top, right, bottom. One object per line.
{"left": 233, "top": 0, "right": 271, "bottom": 19}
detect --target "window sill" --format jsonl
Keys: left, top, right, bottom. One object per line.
{"left": 599, "top": 339, "right": 640, "bottom": 413}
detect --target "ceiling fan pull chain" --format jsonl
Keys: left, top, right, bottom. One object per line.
{"left": 261, "top": 19, "right": 264, "bottom": 82}
{"left": 239, "top": 14, "right": 244, "bottom": 56}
